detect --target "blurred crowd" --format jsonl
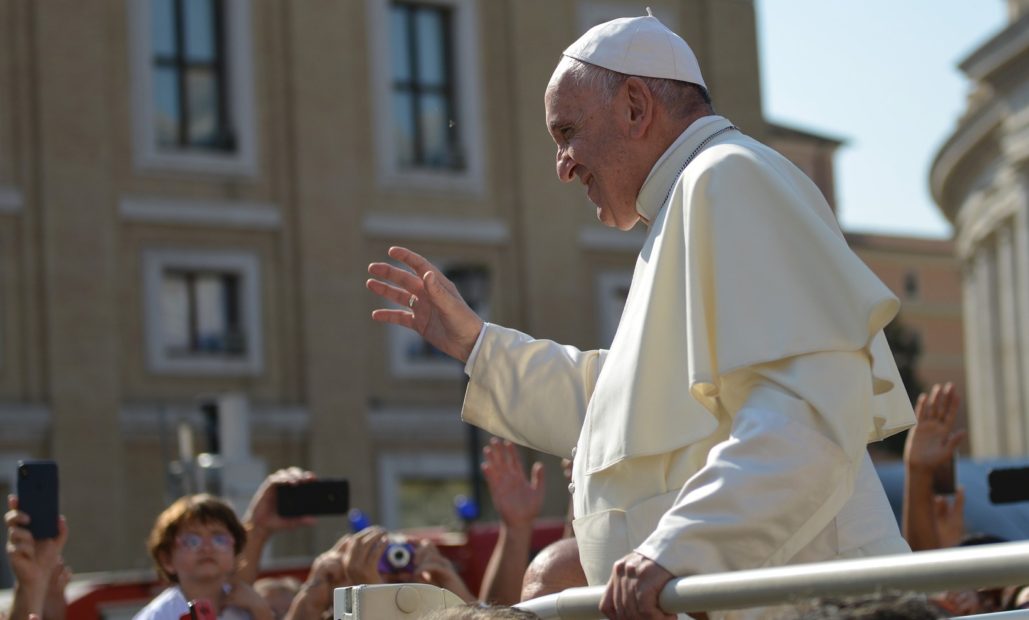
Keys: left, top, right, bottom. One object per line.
{"left": 2, "top": 382, "right": 1027, "bottom": 619}
{"left": 3, "top": 437, "right": 577, "bottom": 620}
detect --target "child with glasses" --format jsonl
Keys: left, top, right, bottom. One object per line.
{"left": 134, "top": 494, "right": 273, "bottom": 620}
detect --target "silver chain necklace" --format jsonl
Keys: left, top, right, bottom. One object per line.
{"left": 660, "top": 125, "right": 738, "bottom": 208}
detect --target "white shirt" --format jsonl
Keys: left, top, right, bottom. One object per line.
{"left": 132, "top": 586, "right": 251, "bottom": 620}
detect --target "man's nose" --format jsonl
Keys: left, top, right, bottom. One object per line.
{"left": 556, "top": 148, "right": 576, "bottom": 183}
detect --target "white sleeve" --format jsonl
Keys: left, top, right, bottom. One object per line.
{"left": 463, "top": 321, "right": 490, "bottom": 376}
{"left": 635, "top": 350, "right": 871, "bottom": 575}
{"left": 460, "top": 323, "right": 606, "bottom": 459}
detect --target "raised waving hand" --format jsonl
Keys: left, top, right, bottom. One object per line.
{"left": 366, "top": 246, "right": 484, "bottom": 362}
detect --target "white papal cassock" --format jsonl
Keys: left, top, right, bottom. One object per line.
{"left": 461, "top": 115, "right": 916, "bottom": 610}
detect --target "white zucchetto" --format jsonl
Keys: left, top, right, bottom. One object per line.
{"left": 562, "top": 10, "right": 707, "bottom": 88}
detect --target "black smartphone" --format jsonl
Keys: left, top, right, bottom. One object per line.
{"left": 275, "top": 478, "right": 349, "bottom": 517}
{"left": 932, "top": 455, "right": 956, "bottom": 495}
{"left": 16, "top": 460, "right": 59, "bottom": 539}
{"left": 989, "top": 466, "right": 1029, "bottom": 504}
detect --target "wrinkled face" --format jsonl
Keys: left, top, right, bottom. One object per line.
{"left": 161, "top": 520, "right": 237, "bottom": 585}
{"left": 545, "top": 71, "right": 641, "bottom": 230}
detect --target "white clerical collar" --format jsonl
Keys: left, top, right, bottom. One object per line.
{"left": 635, "top": 114, "right": 733, "bottom": 224}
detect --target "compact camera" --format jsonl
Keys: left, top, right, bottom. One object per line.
{"left": 378, "top": 541, "right": 417, "bottom": 574}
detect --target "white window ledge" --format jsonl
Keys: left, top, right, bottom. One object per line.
{"left": 121, "top": 196, "right": 281, "bottom": 230}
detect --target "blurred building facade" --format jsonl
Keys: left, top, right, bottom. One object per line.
{"left": 931, "top": 0, "right": 1029, "bottom": 458}
{"left": 0, "top": 0, "right": 963, "bottom": 574}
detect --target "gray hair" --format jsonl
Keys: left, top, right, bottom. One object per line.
{"left": 551, "top": 55, "right": 712, "bottom": 118}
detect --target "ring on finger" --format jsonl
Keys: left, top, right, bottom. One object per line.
{"left": 408, "top": 294, "right": 416, "bottom": 309}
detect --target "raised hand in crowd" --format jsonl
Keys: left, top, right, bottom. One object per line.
{"left": 252, "top": 577, "right": 300, "bottom": 620}
{"left": 340, "top": 526, "right": 388, "bottom": 586}
{"left": 367, "top": 247, "right": 484, "bottom": 363}
{"left": 412, "top": 541, "right": 476, "bottom": 603}
{"left": 284, "top": 536, "right": 351, "bottom": 620}
{"left": 239, "top": 468, "right": 318, "bottom": 584}
{"left": 934, "top": 487, "right": 966, "bottom": 550}
{"left": 223, "top": 577, "right": 274, "bottom": 620}
{"left": 5, "top": 495, "right": 69, "bottom": 620}
{"left": 903, "top": 382, "right": 967, "bottom": 551}
{"left": 478, "top": 439, "right": 545, "bottom": 605}
{"left": 41, "top": 561, "right": 71, "bottom": 620}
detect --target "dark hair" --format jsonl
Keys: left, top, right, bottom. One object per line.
{"left": 147, "top": 493, "right": 247, "bottom": 583}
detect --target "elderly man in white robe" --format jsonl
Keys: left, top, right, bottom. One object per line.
{"left": 367, "top": 12, "right": 915, "bottom": 620}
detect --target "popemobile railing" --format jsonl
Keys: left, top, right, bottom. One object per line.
{"left": 513, "top": 541, "right": 1029, "bottom": 619}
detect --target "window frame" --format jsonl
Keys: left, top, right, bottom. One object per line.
{"left": 128, "top": 0, "right": 257, "bottom": 176}
{"left": 142, "top": 248, "right": 263, "bottom": 376}
{"left": 366, "top": 0, "right": 486, "bottom": 194}
{"left": 390, "top": 2, "right": 461, "bottom": 170}
{"left": 377, "top": 451, "right": 470, "bottom": 529}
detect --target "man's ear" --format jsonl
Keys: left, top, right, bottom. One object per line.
{"left": 624, "top": 76, "right": 654, "bottom": 138}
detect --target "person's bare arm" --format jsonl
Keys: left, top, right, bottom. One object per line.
{"left": 238, "top": 468, "right": 317, "bottom": 584}
{"left": 478, "top": 439, "right": 545, "bottom": 605}
{"left": 934, "top": 487, "right": 966, "bottom": 549}
{"left": 284, "top": 536, "right": 349, "bottom": 620}
{"left": 6, "top": 496, "right": 69, "bottom": 620}
{"left": 224, "top": 578, "right": 274, "bottom": 620}
{"left": 340, "top": 527, "right": 387, "bottom": 586}
{"left": 367, "top": 246, "right": 483, "bottom": 363}
{"left": 903, "top": 383, "right": 965, "bottom": 551}
{"left": 41, "top": 562, "right": 71, "bottom": 620}
{"left": 413, "top": 541, "right": 476, "bottom": 603}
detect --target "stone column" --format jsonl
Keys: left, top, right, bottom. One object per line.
{"left": 962, "top": 258, "right": 986, "bottom": 455}
{"left": 995, "top": 223, "right": 1025, "bottom": 454}
{"left": 1013, "top": 200, "right": 1029, "bottom": 455}
{"left": 287, "top": 1, "right": 373, "bottom": 551}
{"left": 34, "top": 2, "right": 127, "bottom": 568}
{"left": 971, "top": 243, "right": 1003, "bottom": 457}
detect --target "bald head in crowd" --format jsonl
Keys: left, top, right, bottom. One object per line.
{"left": 520, "top": 538, "right": 588, "bottom": 602}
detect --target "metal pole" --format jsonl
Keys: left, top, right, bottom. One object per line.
{"left": 515, "top": 541, "right": 1029, "bottom": 619}
{"left": 464, "top": 375, "right": 484, "bottom": 515}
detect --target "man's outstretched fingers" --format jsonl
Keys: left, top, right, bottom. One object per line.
{"left": 366, "top": 278, "right": 415, "bottom": 309}
{"left": 389, "top": 246, "right": 436, "bottom": 278}
{"left": 368, "top": 261, "right": 423, "bottom": 293}
{"left": 370, "top": 308, "right": 416, "bottom": 330}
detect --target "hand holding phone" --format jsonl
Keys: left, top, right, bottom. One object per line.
{"left": 16, "top": 460, "right": 59, "bottom": 540}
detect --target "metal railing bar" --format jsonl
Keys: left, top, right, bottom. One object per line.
{"left": 958, "top": 612, "right": 1029, "bottom": 620}
{"left": 515, "top": 541, "right": 1029, "bottom": 619}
